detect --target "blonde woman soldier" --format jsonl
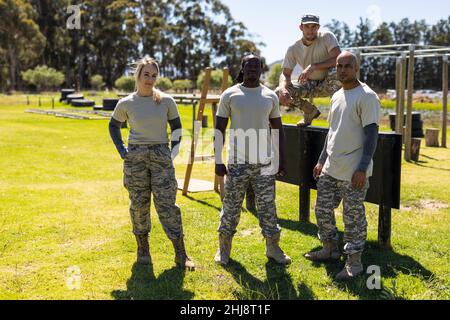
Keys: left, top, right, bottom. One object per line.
{"left": 108, "top": 57, "right": 195, "bottom": 271}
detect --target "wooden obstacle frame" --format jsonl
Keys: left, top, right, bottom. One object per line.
{"left": 178, "top": 67, "right": 230, "bottom": 199}
{"left": 347, "top": 44, "right": 449, "bottom": 159}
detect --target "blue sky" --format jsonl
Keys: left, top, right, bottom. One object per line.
{"left": 221, "top": 0, "right": 450, "bottom": 64}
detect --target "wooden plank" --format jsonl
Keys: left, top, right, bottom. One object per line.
{"left": 194, "top": 155, "right": 215, "bottom": 162}
{"left": 395, "top": 57, "right": 402, "bottom": 134}
{"left": 405, "top": 45, "right": 415, "bottom": 161}
{"left": 399, "top": 54, "right": 407, "bottom": 138}
{"left": 442, "top": 56, "right": 448, "bottom": 148}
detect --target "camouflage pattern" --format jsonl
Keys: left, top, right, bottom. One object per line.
{"left": 315, "top": 174, "right": 369, "bottom": 255}
{"left": 276, "top": 70, "right": 342, "bottom": 111}
{"left": 123, "top": 143, "right": 183, "bottom": 239}
{"left": 218, "top": 163, "right": 281, "bottom": 238}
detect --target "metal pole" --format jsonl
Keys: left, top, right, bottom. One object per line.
{"left": 443, "top": 56, "right": 448, "bottom": 148}
{"left": 405, "top": 45, "right": 415, "bottom": 161}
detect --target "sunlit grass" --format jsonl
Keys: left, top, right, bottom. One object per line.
{"left": 0, "top": 93, "right": 449, "bottom": 300}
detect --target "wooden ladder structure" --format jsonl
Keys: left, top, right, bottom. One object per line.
{"left": 181, "top": 67, "right": 229, "bottom": 200}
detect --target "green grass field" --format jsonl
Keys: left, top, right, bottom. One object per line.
{"left": 0, "top": 92, "right": 449, "bottom": 300}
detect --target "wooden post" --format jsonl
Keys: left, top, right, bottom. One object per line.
{"left": 378, "top": 138, "right": 393, "bottom": 249}
{"left": 300, "top": 185, "right": 311, "bottom": 222}
{"left": 183, "top": 68, "right": 212, "bottom": 196}
{"left": 214, "top": 68, "right": 229, "bottom": 200}
{"left": 404, "top": 45, "right": 415, "bottom": 161}
{"left": 192, "top": 101, "right": 197, "bottom": 131}
{"left": 399, "top": 53, "right": 407, "bottom": 138}
{"left": 38, "top": 97, "right": 41, "bottom": 107}
{"left": 26, "top": 96, "right": 29, "bottom": 105}
{"left": 426, "top": 128, "right": 440, "bottom": 147}
{"left": 395, "top": 57, "right": 402, "bottom": 134}
{"left": 52, "top": 97, "right": 54, "bottom": 109}
{"left": 378, "top": 203, "right": 392, "bottom": 249}
{"left": 442, "top": 55, "right": 448, "bottom": 148}
{"left": 355, "top": 50, "right": 361, "bottom": 80}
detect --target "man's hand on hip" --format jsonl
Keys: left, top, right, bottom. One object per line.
{"left": 313, "top": 163, "right": 324, "bottom": 180}
{"left": 215, "top": 164, "right": 228, "bottom": 177}
{"left": 352, "top": 171, "right": 367, "bottom": 190}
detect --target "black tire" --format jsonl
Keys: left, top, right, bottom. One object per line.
{"left": 412, "top": 129, "right": 424, "bottom": 138}
{"left": 60, "top": 89, "right": 76, "bottom": 101}
{"left": 103, "top": 98, "right": 119, "bottom": 111}
{"left": 71, "top": 99, "right": 95, "bottom": 107}
{"left": 389, "top": 113, "right": 422, "bottom": 130}
{"left": 66, "top": 94, "right": 84, "bottom": 103}
{"left": 93, "top": 105, "right": 103, "bottom": 111}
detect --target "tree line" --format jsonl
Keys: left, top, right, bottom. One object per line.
{"left": 325, "top": 17, "right": 449, "bottom": 90}
{"left": 0, "top": 0, "right": 448, "bottom": 92}
{"left": 0, "top": 0, "right": 264, "bottom": 92}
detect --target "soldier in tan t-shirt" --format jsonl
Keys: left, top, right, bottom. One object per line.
{"left": 276, "top": 14, "right": 342, "bottom": 126}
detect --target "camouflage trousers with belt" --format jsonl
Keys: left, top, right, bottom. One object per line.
{"left": 315, "top": 174, "right": 369, "bottom": 255}
{"left": 123, "top": 143, "right": 183, "bottom": 239}
{"left": 276, "top": 70, "right": 342, "bottom": 110}
{"left": 218, "top": 163, "right": 282, "bottom": 238}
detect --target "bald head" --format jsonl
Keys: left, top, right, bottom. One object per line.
{"left": 337, "top": 51, "right": 359, "bottom": 69}
{"left": 336, "top": 51, "right": 360, "bottom": 85}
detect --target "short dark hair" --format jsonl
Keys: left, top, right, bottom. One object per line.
{"left": 235, "top": 53, "right": 263, "bottom": 83}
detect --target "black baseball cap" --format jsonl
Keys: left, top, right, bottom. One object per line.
{"left": 301, "top": 14, "right": 320, "bottom": 25}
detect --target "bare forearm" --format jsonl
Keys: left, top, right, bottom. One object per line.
{"left": 313, "top": 56, "right": 339, "bottom": 70}
{"left": 280, "top": 69, "right": 293, "bottom": 87}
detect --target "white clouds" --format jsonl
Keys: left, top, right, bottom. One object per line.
{"left": 366, "top": 4, "right": 382, "bottom": 29}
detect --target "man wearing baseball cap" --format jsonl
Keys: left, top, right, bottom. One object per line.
{"left": 276, "top": 14, "right": 342, "bottom": 126}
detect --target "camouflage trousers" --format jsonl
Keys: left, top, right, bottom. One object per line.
{"left": 276, "top": 70, "right": 342, "bottom": 110}
{"left": 123, "top": 143, "right": 183, "bottom": 239}
{"left": 315, "top": 174, "right": 369, "bottom": 254}
{"left": 218, "top": 163, "right": 281, "bottom": 238}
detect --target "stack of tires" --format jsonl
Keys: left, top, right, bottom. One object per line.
{"left": 60, "top": 89, "right": 75, "bottom": 102}
{"left": 66, "top": 93, "right": 84, "bottom": 104}
{"left": 389, "top": 112, "right": 424, "bottom": 138}
{"left": 71, "top": 99, "right": 95, "bottom": 107}
{"left": 102, "top": 98, "right": 120, "bottom": 111}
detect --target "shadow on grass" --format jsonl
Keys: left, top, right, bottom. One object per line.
{"left": 260, "top": 207, "right": 437, "bottom": 299}
{"left": 307, "top": 241, "right": 435, "bottom": 300}
{"left": 184, "top": 194, "right": 222, "bottom": 211}
{"left": 413, "top": 161, "right": 450, "bottom": 171}
{"left": 222, "top": 259, "right": 315, "bottom": 300}
{"left": 111, "top": 263, "right": 194, "bottom": 300}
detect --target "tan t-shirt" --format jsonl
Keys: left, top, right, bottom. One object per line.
{"left": 322, "top": 83, "right": 381, "bottom": 182}
{"left": 282, "top": 31, "right": 339, "bottom": 80}
{"left": 217, "top": 84, "right": 281, "bottom": 164}
{"left": 112, "top": 92, "right": 179, "bottom": 145}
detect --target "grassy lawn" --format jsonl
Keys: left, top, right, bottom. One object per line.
{"left": 0, "top": 92, "right": 449, "bottom": 300}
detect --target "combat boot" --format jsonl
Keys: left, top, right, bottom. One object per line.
{"left": 297, "top": 100, "right": 321, "bottom": 127}
{"left": 336, "top": 252, "right": 364, "bottom": 281}
{"left": 304, "top": 240, "right": 341, "bottom": 262}
{"left": 214, "top": 233, "right": 233, "bottom": 265}
{"left": 171, "top": 236, "right": 195, "bottom": 271}
{"left": 265, "top": 233, "right": 291, "bottom": 265}
{"left": 135, "top": 234, "right": 152, "bottom": 265}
